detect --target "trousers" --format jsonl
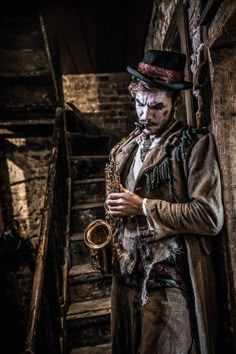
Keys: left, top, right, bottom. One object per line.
{"left": 111, "top": 276, "right": 198, "bottom": 354}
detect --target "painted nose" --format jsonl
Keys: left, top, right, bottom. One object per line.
{"left": 141, "top": 106, "right": 152, "bottom": 122}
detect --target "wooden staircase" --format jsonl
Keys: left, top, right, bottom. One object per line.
{"left": 0, "top": 9, "right": 69, "bottom": 354}
{"left": 65, "top": 110, "right": 112, "bottom": 353}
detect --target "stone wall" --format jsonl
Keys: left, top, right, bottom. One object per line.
{"left": 63, "top": 73, "right": 136, "bottom": 139}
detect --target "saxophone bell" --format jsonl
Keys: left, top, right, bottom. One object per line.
{"left": 84, "top": 127, "right": 140, "bottom": 275}
{"left": 84, "top": 219, "right": 113, "bottom": 275}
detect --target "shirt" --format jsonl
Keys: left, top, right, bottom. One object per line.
{"left": 135, "top": 134, "right": 161, "bottom": 216}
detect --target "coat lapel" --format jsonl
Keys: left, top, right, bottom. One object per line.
{"left": 115, "top": 137, "right": 138, "bottom": 176}
{"left": 115, "top": 120, "right": 184, "bottom": 188}
{"left": 135, "top": 120, "right": 183, "bottom": 186}
{"left": 134, "top": 143, "right": 166, "bottom": 187}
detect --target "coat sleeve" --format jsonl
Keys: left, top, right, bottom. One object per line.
{"left": 144, "top": 133, "right": 224, "bottom": 239}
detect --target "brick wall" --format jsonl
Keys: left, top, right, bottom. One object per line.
{"left": 0, "top": 136, "right": 51, "bottom": 348}
{"left": 1, "top": 137, "right": 51, "bottom": 240}
{"left": 1, "top": 137, "right": 51, "bottom": 241}
{"left": 63, "top": 73, "right": 136, "bottom": 139}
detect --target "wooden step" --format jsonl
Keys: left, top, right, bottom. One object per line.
{"left": 68, "top": 263, "right": 98, "bottom": 279}
{"left": 70, "top": 233, "right": 90, "bottom": 266}
{"left": 68, "top": 264, "right": 111, "bottom": 303}
{"left": 65, "top": 106, "right": 104, "bottom": 135}
{"left": 0, "top": 79, "right": 56, "bottom": 107}
{"left": 0, "top": 26, "right": 44, "bottom": 50}
{"left": 67, "top": 297, "right": 111, "bottom": 321}
{"left": 0, "top": 105, "right": 56, "bottom": 117}
{"left": 69, "top": 155, "right": 109, "bottom": 161}
{"left": 71, "top": 204, "right": 105, "bottom": 234}
{"left": 72, "top": 202, "right": 104, "bottom": 211}
{"left": 70, "top": 156, "right": 108, "bottom": 180}
{"left": 70, "top": 342, "right": 112, "bottom": 354}
{"left": 67, "top": 133, "right": 111, "bottom": 156}
{"left": 0, "top": 118, "right": 55, "bottom": 127}
{"left": 65, "top": 104, "right": 129, "bottom": 136}
{"left": 0, "top": 124, "right": 54, "bottom": 138}
{"left": 67, "top": 298, "right": 111, "bottom": 348}
{"left": 73, "top": 178, "right": 105, "bottom": 185}
{"left": 72, "top": 178, "right": 105, "bottom": 205}
{"left": 0, "top": 70, "right": 50, "bottom": 78}
{"left": 0, "top": 48, "right": 50, "bottom": 74}
{"left": 70, "top": 233, "right": 84, "bottom": 242}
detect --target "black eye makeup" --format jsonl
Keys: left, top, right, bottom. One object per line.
{"left": 135, "top": 98, "right": 164, "bottom": 110}
{"left": 151, "top": 102, "right": 164, "bottom": 110}
{"left": 135, "top": 98, "right": 145, "bottom": 107}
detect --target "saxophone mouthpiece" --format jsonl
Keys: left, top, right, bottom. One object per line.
{"left": 135, "top": 122, "right": 147, "bottom": 131}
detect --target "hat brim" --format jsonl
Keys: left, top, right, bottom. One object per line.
{"left": 127, "top": 66, "right": 192, "bottom": 91}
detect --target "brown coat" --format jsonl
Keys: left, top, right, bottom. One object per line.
{"left": 114, "top": 119, "right": 224, "bottom": 354}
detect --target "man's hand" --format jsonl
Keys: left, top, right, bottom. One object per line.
{"left": 106, "top": 185, "right": 144, "bottom": 216}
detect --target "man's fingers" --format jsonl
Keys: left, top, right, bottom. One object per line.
{"left": 108, "top": 193, "right": 121, "bottom": 200}
{"left": 120, "top": 184, "right": 129, "bottom": 193}
{"left": 107, "top": 199, "right": 123, "bottom": 206}
{"left": 109, "top": 210, "right": 126, "bottom": 216}
{"left": 107, "top": 192, "right": 126, "bottom": 200}
{"left": 108, "top": 206, "right": 123, "bottom": 212}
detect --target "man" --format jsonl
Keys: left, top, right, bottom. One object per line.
{"left": 106, "top": 50, "right": 224, "bottom": 354}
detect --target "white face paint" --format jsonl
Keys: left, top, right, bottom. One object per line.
{"left": 135, "top": 90, "right": 175, "bottom": 136}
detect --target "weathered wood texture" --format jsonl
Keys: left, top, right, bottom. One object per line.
{"left": 145, "top": 0, "right": 236, "bottom": 352}
{"left": 0, "top": 10, "right": 69, "bottom": 354}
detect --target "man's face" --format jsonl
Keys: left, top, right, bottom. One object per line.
{"left": 135, "top": 90, "right": 175, "bottom": 136}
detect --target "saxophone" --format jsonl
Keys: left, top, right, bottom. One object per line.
{"left": 84, "top": 127, "right": 141, "bottom": 275}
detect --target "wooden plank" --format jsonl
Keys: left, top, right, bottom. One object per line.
{"left": 68, "top": 264, "right": 111, "bottom": 284}
{"left": 0, "top": 119, "right": 55, "bottom": 126}
{"left": 0, "top": 124, "right": 54, "bottom": 138}
{"left": 68, "top": 263, "right": 95, "bottom": 277}
{"left": 70, "top": 343, "right": 112, "bottom": 354}
{"left": 66, "top": 297, "right": 111, "bottom": 320}
{"left": 69, "top": 155, "right": 108, "bottom": 160}
{"left": 72, "top": 177, "right": 105, "bottom": 205}
{"left": 0, "top": 28, "right": 44, "bottom": 50}
{"left": 73, "top": 178, "right": 105, "bottom": 185}
{"left": 70, "top": 233, "right": 84, "bottom": 242}
{"left": 0, "top": 49, "right": 50, "bottom": 74}
{"left": 0, "top": 70, "right": 51, "bottom": 78}
{"left": 71, "top": 202, "right": 104, "bottom": 211}
{"left": 25, "top": 112, "right": 63, "bottom": 353}
{"left": 0, "top": 80, "right": 56, "bottom": 106}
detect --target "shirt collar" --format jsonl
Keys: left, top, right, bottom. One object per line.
{"left": 136, "top": 133, "right": 161, "bottom": 147}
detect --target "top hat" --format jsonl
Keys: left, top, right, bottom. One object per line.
{"left": 127, "top": 50, "right": 192, "bottom": 90}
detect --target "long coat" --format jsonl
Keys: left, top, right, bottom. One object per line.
{"left": 113, "top": 119, "right": 224, "bottom": 354}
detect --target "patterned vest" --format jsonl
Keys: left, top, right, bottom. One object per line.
{"left": 119, "top": 155, "right": 187, "bottom": 291}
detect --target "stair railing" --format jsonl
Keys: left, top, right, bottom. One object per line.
{"left": 24, "top": 107, "right": 70, "bottom": 354}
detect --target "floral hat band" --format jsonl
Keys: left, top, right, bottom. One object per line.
{"left": 138, "top": 62, "right": 185, "bottom": 84}
{"left": 127, "top": 50, "right": 193, "bottom": 90}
